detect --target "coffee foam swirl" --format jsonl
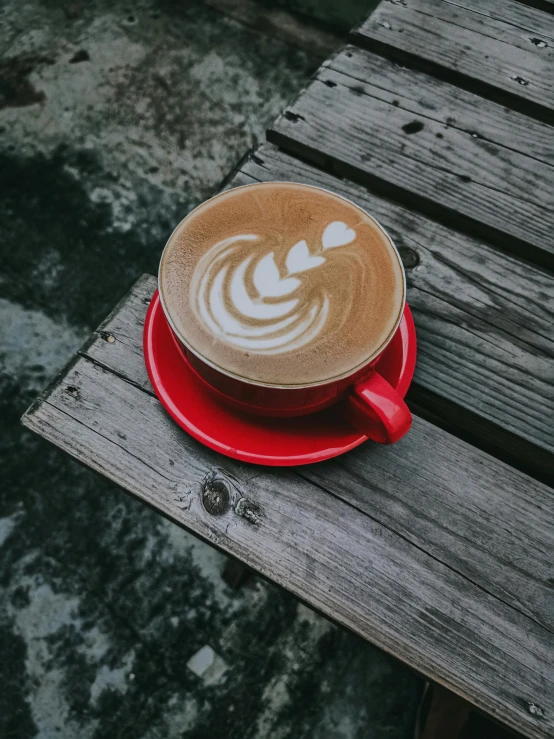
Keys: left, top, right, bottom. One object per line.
{"left": 190, "top": 221, "right": 358, "bottom": 355}
{"left": 160, "top": 183, "right": 405, "bottom": 386}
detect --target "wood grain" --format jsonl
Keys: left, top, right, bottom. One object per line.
{"left": 220, "top": 145, "right": 554, "bottom": 479}
{"left": 83, "top": 273, "right": 155, "bottom": 394}
{"left": 268, "top": 45, "right": 554, "bottom": 270}
{"left": 84, "top": 271, "right": 554, "bottom": 630}
{"left": 352, "top": 0, "right": 554, "bottom": 123}
{"left": 22, "top": 280, "right": 554, "bottom": 738}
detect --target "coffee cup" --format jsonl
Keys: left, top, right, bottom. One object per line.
{"left": 159, "top": 182, "right": 412, "bottom": 444}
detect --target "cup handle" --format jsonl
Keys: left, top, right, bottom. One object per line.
{"left": 340, "top": 370, "right": 412, "bottom": 444}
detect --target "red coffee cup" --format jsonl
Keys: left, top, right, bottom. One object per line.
{"left": 159, "top": 183, "right": 412, "bottom": 444}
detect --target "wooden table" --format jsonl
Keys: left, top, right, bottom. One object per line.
{"left": 23, "top": 2, "right": 554, "bottom": 737}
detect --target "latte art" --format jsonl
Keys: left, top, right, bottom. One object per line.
{"left": 191, "top": 221, "right": 357, "bottom": 355}
{"left": 159, "top": 182, "right": 405, "bottom": 386}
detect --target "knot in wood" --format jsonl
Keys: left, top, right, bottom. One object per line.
{"left": 527, "top": 702, "right": 545, "bottom": 718}
{"left": 201, "top": 477, "right": 230, "bottom": 516}
{"left": 398, "top": 246, "right": 420, "bottom": 269}
{"left": 235, "top": 498, "right": 262, "bottom": 525}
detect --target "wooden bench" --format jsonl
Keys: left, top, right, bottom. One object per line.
{"left": 23, "top": 1, "right": 554, "bottom": 737}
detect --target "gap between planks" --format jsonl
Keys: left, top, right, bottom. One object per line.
{"left": 351, "top": 0, "right": 554, "bottom": 124}
{"left": 268, "top": 46, "right": 554, "bottom": 271}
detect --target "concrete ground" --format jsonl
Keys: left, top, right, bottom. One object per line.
{"left": 0, "top": 1, "right": 422, "bottom": 737}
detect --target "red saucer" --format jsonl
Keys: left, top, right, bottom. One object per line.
{"left": 143, "top": 291, "right": 416, "bottom": 466}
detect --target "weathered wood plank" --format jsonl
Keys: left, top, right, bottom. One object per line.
{"left": 72, "top": 277, "right": 554, "bottom": 716}
{"left": 85, "top": 246, "right": 554, "bottom": 482}
{"left": 327, "top": 46, "right": 554, "bottom": 165}
{"left": 220, "top": 145, "right": 554, "bottom": 479}
{"left": 268, "top": 46, "right": 554, "bottom": 269}
{"left": 83, "top": 273, "right": 154, "bottom": 394}
{"left": 352, "top": 0, "right": 554, "bottom": 123}
{"left": 22, "top": 313, "right": 554, "bottom": 738}
{"left": 85, "top": 272, "right": 554, "bottom": 626}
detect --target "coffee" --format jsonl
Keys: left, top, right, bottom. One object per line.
{"left": 159, "top": 182, "right": 405, "bottom": 387}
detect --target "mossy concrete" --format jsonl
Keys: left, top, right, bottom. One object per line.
{"left": 0, "top": 0, "right": 422, "bottom": 736}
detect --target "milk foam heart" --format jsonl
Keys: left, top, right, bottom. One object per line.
{"left": 322, "top": 221, "right": 356, "bottom": 249}
{"left": 286, "top": 240, "right": 326, "bottom": 274}
{"left": 160, "top": 182, "right": 405, "bottom": 386}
